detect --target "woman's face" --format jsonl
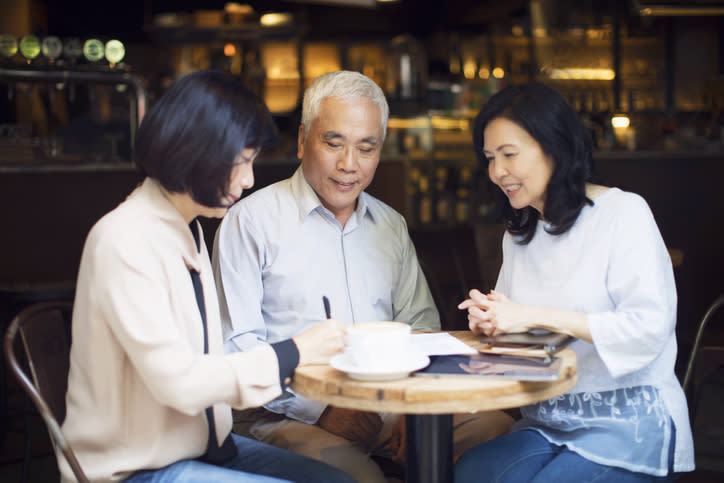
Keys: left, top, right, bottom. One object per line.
{"left": 199, "top": 147, "right": 258, "bottom": 219}
{"left": 483, "top": 117, "right": 554, "bottom": 215}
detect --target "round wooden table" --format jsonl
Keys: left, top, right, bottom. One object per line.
{"left": 291, "top": 331, "right": 578, "bottom": 483}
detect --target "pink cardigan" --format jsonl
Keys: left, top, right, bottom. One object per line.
{"left": 61, "top": 178, "right": 282, "bottom": 482}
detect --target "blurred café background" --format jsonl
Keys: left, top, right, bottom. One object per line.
{"left": 1, "top": 0, "right": 723, "bottom": 477}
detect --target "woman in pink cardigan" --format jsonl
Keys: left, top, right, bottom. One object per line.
{"left": 61, "top": 70, "right": 355, "bottom": 483}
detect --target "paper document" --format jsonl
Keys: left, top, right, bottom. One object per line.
{"left": 411, "top": 333, "right": 478, "bottom": 356}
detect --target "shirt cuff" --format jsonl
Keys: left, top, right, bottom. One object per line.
{"left": 270, "top": 339, "right": 300, "bottom": 387}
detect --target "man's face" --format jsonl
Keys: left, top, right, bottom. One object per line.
{"left": 298, "top": 96, "right": 383, "bottom": 226}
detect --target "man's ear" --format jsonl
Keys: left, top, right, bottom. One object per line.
{"left": 297, "top": 125, "right": 305, "bottom": 160}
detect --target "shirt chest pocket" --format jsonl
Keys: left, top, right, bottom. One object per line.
{"left": 354, "top": 257, "right": 401, "bottom": 320}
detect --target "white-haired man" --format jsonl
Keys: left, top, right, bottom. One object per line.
{"left": 213, "top": 70, "right": 513, "bottom": 482}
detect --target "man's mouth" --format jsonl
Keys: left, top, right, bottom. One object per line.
{"left": 332, "top": 179, "right": 356, "bottom": 188}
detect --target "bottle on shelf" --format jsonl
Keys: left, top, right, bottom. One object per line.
{"left": 434, "top": 165, "right": 453, "bottom": 225}
{"left": 417, "top": 173, "right": 433, "bottom": 226}
{"left": 455, "top": 165, "right": 473, "bottom": 224}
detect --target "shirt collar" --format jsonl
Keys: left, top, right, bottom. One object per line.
{"left": 290, "top": 166, "right": 375, "bottom": 224}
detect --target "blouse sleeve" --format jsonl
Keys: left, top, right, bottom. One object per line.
{"left": 587, "top": 194, "right": 677, "bottom": 379}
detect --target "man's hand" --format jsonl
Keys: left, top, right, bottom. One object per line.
{"left": 388, "top": 415, "right": 406, "bottom": 464}
{"left": 317, "top": 406, "right": 383, "bottom": 444}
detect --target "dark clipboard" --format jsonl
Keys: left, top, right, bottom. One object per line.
{"left": 479, "top": 330, "right": 573, "bottom": 351}
{"left": 476, "top": 330, "right": 574, "bottom": 364}
{"left": 414, "top": 353, "right": 564, "bottom": 381}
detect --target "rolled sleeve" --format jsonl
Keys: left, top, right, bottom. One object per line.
{"left": 213, "top": 206, "right": 268, "bottom": 353}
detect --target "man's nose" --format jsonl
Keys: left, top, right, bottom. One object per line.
{"left": 337, "top": 147, "right": 357, "bottom": 171}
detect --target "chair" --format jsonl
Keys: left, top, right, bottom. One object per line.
{"left": 682, "top": 294, "right": 724, "bottom": 393}
{"left": 3, "top": 301, "right": 89, "bottom": 483}
{"left": 471, "top": 222, "right": 506, "bottom": 294}
{"left": 681, "top": 294, "right": 724, "bottom": 473}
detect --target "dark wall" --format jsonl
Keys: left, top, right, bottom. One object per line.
{"left": 0, "top": 158, "right": 406, "bottom": 287}
{"left": 1, "top": 168, "right": 143, "bottom": 285}
{"left": 594, "top": 152, "right": 724, "bottom": 371}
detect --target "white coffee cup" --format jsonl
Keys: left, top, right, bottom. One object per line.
{"left": 346, "top": 321, "right": 412, "bottom": 371}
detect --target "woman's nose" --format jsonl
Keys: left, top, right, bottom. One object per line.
{"left": 489, "top": 159, "right": 506, "bottom": 180}
{"left": 242, "top": 171, "right": 254, "bottom": 189}
{"left": 239, "top": 166, "right": 254, "bottom": 189}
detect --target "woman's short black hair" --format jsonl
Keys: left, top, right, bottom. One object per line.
{"left": 473, "top": 81, "right": 594, "bottom": 244}
{"left": 134, "top": 70, "right": 279, "bottom": 207}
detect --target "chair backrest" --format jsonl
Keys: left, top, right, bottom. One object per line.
{"left": 471, "top": 222, "right": 506, "bottom": 294}
{"left": 3, "top": 300, "right": 89, "bottom": 483}
{"left": 682, "top": 293, "right": 724, "bottom": 393}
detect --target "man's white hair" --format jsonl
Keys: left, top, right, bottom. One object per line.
{"left": 301, "top": 70, "right": 389, "bottom": 141}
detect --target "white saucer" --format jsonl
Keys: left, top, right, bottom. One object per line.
{"left": 330, "top": 351, "right": 430, "bottom": 381}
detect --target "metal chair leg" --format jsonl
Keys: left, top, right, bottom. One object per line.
{"left": 21, "top": 391, "right": 31, "bottom": 483}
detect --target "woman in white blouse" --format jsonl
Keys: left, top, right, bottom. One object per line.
{"left": 61, "top": 70, "right": 354, "bottom": 483}
{"left": 455, "top": 82, "right": 694, "bottom": 483}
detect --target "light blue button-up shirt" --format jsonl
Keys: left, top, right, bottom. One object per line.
{"left": 212, "top": 167, "right": 440, "bottom": 422}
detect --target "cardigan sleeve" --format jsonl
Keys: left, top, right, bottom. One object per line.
{"left": 88, "top": 220, "right": 281, "bottom": 416}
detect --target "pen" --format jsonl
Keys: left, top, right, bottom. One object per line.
{"left": 322, "top": 296, "right": 331, "bottom": 319}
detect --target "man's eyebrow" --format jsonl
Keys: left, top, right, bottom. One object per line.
{"left": 322, "top": 132, "right": 379, "bottom": 145}
{"left": 359, "top": 136, "right": 379, "bottom": 145}
{"left": 322, "top": 131, "right": 344, "bottom": 141}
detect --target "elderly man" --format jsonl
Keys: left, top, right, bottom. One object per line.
{"left": 213, "top": 70, "right": 512, "bottom": 482}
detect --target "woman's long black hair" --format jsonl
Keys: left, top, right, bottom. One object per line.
{"left": 473, "top": 82, "right": 595, "bottom": 244}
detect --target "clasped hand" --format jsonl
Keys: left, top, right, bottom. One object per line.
{"left": 458, "top": 289, "right": 534, "bottom": 336}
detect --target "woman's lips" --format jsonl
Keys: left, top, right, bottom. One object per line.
{"left": 503, "top": 184, "right": 521, "bottom": 197}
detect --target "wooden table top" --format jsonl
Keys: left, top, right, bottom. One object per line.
{"left": 291, "top": 331, "right": 578, "bottom": 414}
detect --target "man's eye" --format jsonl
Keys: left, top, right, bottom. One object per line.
{"left": 359, "top": 147, "right": 375, "bottom": 154}
{"left": 326, "top": 142, "right": 341, "bottom": 149}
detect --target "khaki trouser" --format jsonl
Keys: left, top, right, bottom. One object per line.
{"left": 234, "top": 407, "right": 514, "bottom": 483}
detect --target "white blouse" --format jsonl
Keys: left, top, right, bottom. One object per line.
{"left": 497, "top": 187, "right": 694, "bottom": 473}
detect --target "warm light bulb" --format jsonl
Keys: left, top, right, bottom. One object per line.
{"left": 260, "top": 13, "right": 293, "bottom": 27}
{"left": 611, "top": 115, "right": 630, "bottom": 128}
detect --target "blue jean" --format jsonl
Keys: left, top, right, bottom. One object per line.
{"left": 123, "top": 433, "right": 355, "bottom": 482}
{"left": 454, "top": 429, "right": 678, "bottom": 483}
